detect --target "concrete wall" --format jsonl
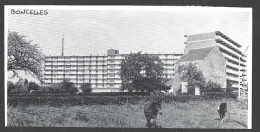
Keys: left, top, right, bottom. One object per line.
{"left": 203, "top": 47, "right": 227, "bottom": 88}
{"left": 184, "top": 40, "right": 218, "bottom": 55}
{"left": 186, "top": 32, "right": 216, "bottom": 42}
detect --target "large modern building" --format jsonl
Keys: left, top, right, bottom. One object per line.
{"left": 183, "top": 31, "right": 247, "bottom": 90}
{"left": 44, "top": 49, "right": 183, "bottom": 92}
{"left": 44, "top": 31, "right": 247, "bottom": 93}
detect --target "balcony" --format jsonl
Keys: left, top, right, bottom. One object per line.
{"left": 77, "top": 72, "right": 84, "bottom": 74}
{"left": 44, "top": 80, "right": 52, "bottom": 83}
{"left": 115, "top": 61, "right": 121, "bottom": 64}
{"left": 158, "top": 55, "right": 167, "bottom": 59}
{"left": 226, "top": 61, "right": 239, "bottom": 70}
{"left": 44, "top": 71, "right": 52, "bottom": 74}
{"left": 70, "top": 57, "right": 77, "bottom": 61}
{"left": 90, "top": 67, "right": 97, "bottom": 70}
{"left": 223, "top": 54, "right": 239, "bottom": 64}
{"left": 78, "top": 63, "right": 84, "bottom": 65}
{"left": 226, "top": 75, "right": 240, "bottom": 83}
{"left": 71, "top": 63, "right": 78, "bottom": 65}
{"left": 115, "top": 80, "right": 122, "bottom": 83}
{"left": 217, "top": 36, "right": 241, "bottom": 54}
{"left": 45, "top": 58, "right": 53, "bottom": 61}
{"left": 226, "top": 68, "right": 239, "bottom": 76}
{"left": 57, "top": 76, "right": 64, "bottom": 78}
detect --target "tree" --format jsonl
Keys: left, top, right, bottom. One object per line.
{"left": 80, "top": 83, "right": 92, "bottom": 93}
{"left": 120, "top": 52, "right": 170, "bottom": 92}
{"left": 8, "top": 31, "right": 44, "bottom": 81}
{"left": 178, "top": 63, "right": 206, "bottom": 94}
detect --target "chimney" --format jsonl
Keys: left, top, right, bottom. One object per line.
{"left": 62, "top": 35, "right": 64, "bottom": 56}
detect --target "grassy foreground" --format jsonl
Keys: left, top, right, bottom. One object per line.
{"left": 7, "top": 99, "right": 248, "bottom": 128}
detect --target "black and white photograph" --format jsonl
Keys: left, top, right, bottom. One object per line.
{"left": 5, "top": 5, "right": 252, "bottom": 128}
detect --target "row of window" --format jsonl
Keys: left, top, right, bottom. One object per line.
{"left": 45, "top": 69, "right": 107, "bottom": 72}
{"left": 45, "top": 60, "right": 107, "bottom": 63}
{"left": 45, "top": 64, "right": 121, "bottom": 67}
{"left": 46, "top": 56, "right": 106, "bottom": 59}
{"left": 45, "top": 74, "right": 107, "bottom": 77}
{"left": 45, "top": 54, "right": 183, "bottom": 60}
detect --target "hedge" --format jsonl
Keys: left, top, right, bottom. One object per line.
{"left": 7, "top": 92, "right": 237, "bottom": 106}
{"left": 8, "top": 95, "right": 149, "bottom": 107}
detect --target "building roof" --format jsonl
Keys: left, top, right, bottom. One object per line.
{"left": 45, "top": 53, "right": 184, "bottom": 58}
{"left": 177, "top": 47, "right": 215, "bottom": 62}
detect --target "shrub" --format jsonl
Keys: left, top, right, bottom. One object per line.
{"left": 226, "top": 80, "right": 235, "bottom": 92}
{"left": 204, "top": 80, "right": 224, "bottom": 92}
{"left": 51, "top": 81, "right": 78, "bottom": 94}
{"left": 27, "top": 82, "right": 39, "bottom": 92}
{"left": 61, "top": 81, "right": 78, "bottom": 94}
{"left": 80, "top": 83, "right": 92, "bottom": 93}
{"left": 39, "top": 86, "right": 55, "bottom": 94}
{"left": 8, "top": 81, "right": 16, "bottom": 94}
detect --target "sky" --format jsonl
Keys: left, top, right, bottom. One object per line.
{"left": 5, "top": 6, "right": 252, "bottom": 83}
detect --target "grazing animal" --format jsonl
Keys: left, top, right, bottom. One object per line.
{"left": 217, "top": 102, "right": 227, "bottom": 122}
{"left": 144, "top": 101, "right": 162, "bottom": 128}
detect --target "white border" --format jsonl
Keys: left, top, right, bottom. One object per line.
{"left": 247, "top": 8, "right": 252, "bottom": 129}
{"left": 4, "top": 5, "right": 252, "bottom": 128}
{"left": 5, "top": 5, "right": 252, "bottom": 12}
{"left": 4, "top": 6, "right": 8, "bottom": 127}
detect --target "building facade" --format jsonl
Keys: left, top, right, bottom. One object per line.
{"left": 184, "top": 31, "right": 247, "bottom": 90}
{"left": 44, "top": 49, "right": 182, "bottom": 92}
{"left": 177, "top": 46, "right": 227, "bottom": 88}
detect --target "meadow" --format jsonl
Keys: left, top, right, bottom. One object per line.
{"left": 7, "top": 98, "right": 248, "bottom": 128}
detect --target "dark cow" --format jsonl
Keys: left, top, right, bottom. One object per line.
{"left": 144, "top": 101, "right": 162, "bottom": 128}
{"left": 217, "top": 102, "right": 227, "bottom": 122}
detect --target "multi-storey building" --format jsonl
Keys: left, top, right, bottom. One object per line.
{"left": 44, "top": 49, "right": 182, "bottom": 92}
{"left": 184, "top": 31, "right": 247, "bottom": 90}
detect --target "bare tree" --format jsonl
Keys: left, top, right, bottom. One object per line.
{"left": 8, "top": 31, "right": 44, "bottom": 81}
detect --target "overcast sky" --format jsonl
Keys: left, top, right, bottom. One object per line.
{"left": 6, "top": 6, "right": 252, "bottom": 82}
{"left": 7, "top": 6, "right": 251, "bottom": 56}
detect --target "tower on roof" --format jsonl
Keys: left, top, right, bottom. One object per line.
{"left": 62, "top": 34, "right": 64, "bottom": 56}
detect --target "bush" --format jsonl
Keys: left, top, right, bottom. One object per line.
{"left": 51, "top": 81, "right": 78, "bottom": 94}
{"left": 27, "top": 82, "right": 39, "bottom": 92}
{"left": 80, "top": 83, "right": 92, "bottom": 93}
{"left": 226, "top": 80, "right": 235, "bottom": 92}
{"left": 205, "top": 80, "right": 224, "bottom": 92}
{"left": 8, "top": 82, "right": 27, "bottom": 94}
{"left": 8, "top": 81, "right": 16, "bottom": 94}
{"left": 39, "top": 86, "right": 55, "bottom": 94}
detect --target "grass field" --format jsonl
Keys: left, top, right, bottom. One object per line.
{"left": 7, "top": 99, "right": 248, "bottom": 128}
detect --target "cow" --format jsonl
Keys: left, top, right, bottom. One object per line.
{"left": 144, "top": 100, "right": 163, "bottom": 128}
{"left": 217, "top": 102, "right": 227, "bottom": 122}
